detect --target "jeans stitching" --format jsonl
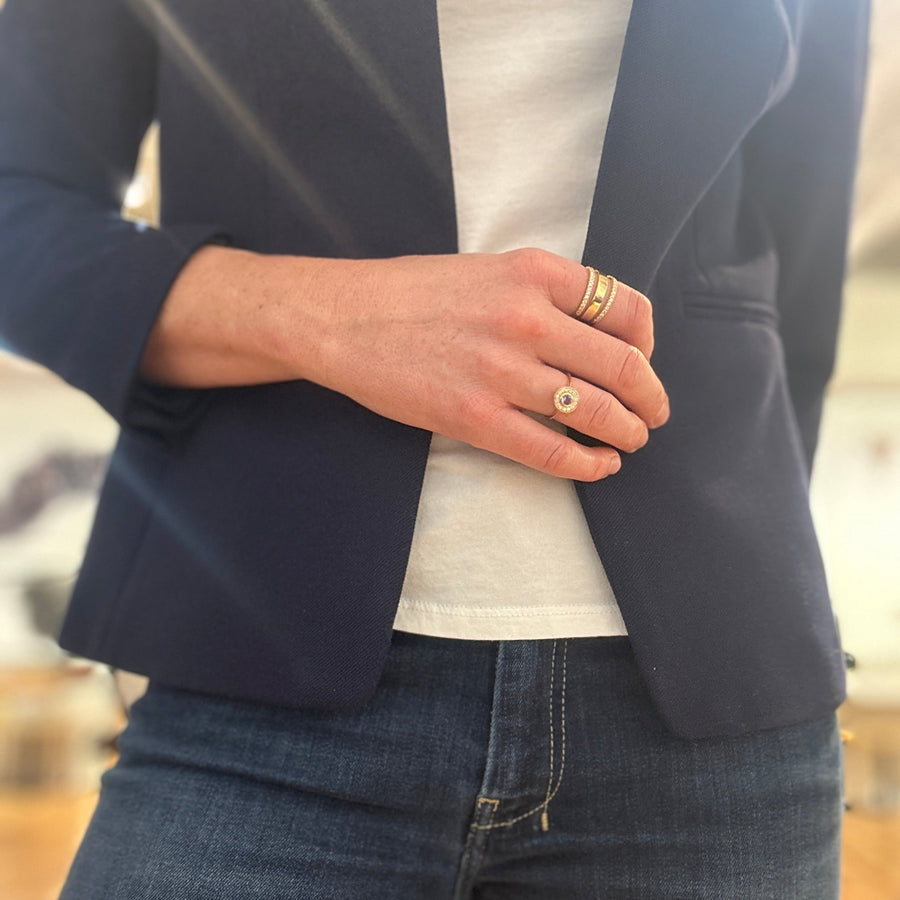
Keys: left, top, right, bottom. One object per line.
{"left": 471, "top": 796, "right": 498, "bottom": 830}
{"left": 558, "top": 639, "right": 569, "bottom": 795}
{"left": 541, "top": 640, "right": 558, "bottom": 831}
{"left": 471, "top": 640, "right": 570, "bottom": 832}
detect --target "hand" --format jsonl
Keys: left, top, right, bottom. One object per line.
{"left": 142, "top": 246, "right": 669, "bottom": 482}
{"left": 286, "top": 248, "right": 669, "bottom": 482}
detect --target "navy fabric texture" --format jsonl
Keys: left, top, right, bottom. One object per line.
{"left": 0, "top": 0, "right": 868, "bottom": 737}
{"left": 60, "top": 634, "right": 843, "bottom": 899}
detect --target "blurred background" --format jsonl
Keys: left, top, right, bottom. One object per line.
{"left": 1, "top": 1, "right": 898, "bottom": 898}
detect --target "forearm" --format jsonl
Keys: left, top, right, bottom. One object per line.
{"left": 138, "top": 244, "right": 669, "bottom": 482}
{"left": 139, "top": 245, "right": 335, "bottom": 390}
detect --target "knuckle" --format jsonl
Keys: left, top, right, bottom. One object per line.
{"left": 468, "top": 346, "right": 498, "bottom": 383}
{"left": 583, "top": 391, "right": 615, "bottom": 434}
{"left": 621, "top": 290, "right": 655, "bottom": 356}
{"left": 615, "top": 344, "right": 646, "bottom": 389}
{"left": 625, "top": 291, "right": 646, "bottom": 333}
{"left": 580, "top": 451, "right": 614, "bottom": 483}
{"left": 457, "top": 390, "right": 501, "bottom": 432}
{"left": 538, "top": 438, "right": 574, "bottom": 476}
{"left": 625, "top": 291, "right": 652, "bottom": 332}
{"left": 637, "top": 292, "right": 654, "bottom": 322}
{"left": 493, "top": 303, "right": 549, "bottom": 342}
{"left": 519, "top": 310, "right": 551, "bottom": 342}
{"left": 505, "top": 247, "right": 552, "bottom": 288}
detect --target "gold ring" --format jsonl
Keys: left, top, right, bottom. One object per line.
{"left": 574, "top": 267, "right": 599, "bottom": 319}
{"left": 576, "top": 272, "right": 611, "bottom": 323}
{"left": 553, "top": 373, "right": 579, "bottom": 415}
{"left": 586, "top": 276, "right": 618, "bottom": 325}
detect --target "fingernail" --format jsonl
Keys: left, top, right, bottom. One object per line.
{"left": 609, "top": 454, "right": 622, "bottom": 474}
{"left": 653, "top": 396, "right": 670, "bottom": 428}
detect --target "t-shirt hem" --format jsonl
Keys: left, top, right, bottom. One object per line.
{"left": 392, "top": 602, "right": 628, "bottom": 640}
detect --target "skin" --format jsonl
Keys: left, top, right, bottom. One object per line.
{"left": 140, "top": 245, "right": 670, "bottom": 482}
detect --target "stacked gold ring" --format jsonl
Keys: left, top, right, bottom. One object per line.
{"left": 575, "top": 267, "right": 618, "bottom": 326}
{"left": 573, "top": 267, "right": 599, "bottom": 319}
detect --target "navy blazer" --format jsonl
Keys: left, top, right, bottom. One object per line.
{"left": 0, "top": 0, "right": 868, "bottom": 738}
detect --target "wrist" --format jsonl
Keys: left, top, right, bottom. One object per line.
{"left": 141, "top": 244, "right": 316, "bottom": 388}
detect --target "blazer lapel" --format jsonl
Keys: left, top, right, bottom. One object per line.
{"left": 582, "top": 0, "right": 797, "bottom": 292}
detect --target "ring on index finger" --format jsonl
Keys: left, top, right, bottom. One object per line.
{"left": 573, "top": 267, "right": 600, "bottom": 318}
{"left": 575, "top": 268, "right": 618, "bottom": 326}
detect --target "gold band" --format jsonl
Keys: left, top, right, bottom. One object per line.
{"left": 574, "top": 267, "right": 600, "bottom": 319}
{"left": 576, "top": 272, "right": 611, "bottom": 323}
{"left": 586, "top": 276, "right": 618, "bottom": 325}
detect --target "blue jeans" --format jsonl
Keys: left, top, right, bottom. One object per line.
{"left": 60, "top": 633, "right": 842, "bottom": 898}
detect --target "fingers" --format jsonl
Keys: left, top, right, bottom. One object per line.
{"left": 547, "top": 376, "right": 650, "bottom": 452}
{"left": 504, "top": 370, "right": 649, "bottom": 453}
{"left": 591, "top": 279, "right": 655, "bottom": 360}
{"left": 419, "top": 249, "right": 668, "bottom": 480}
{"left": 497, "top": 250, "right": 669, "bottom": 432}
{"left": 540, "top": 322, "right": 669, "bottom": 430}
{"left": 469, "top": 406, "right": 622, "bottom": 482}
{"left": 531, "top": 252, "right": 655, "bottom": 359}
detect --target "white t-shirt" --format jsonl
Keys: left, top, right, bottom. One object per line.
{"left": 392, "top": 0, "right": 633, "bottom": 639}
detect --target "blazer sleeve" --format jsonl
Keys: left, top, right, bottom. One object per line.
{"left": 0, "top": 0, "right": 231, "bottom": 429}
{"left": 742, "top": 0, "right": 870, "bottom": 474}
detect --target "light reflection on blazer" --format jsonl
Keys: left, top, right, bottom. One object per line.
{"left": 0, "top": 0, "right": 869, "bottom": 737}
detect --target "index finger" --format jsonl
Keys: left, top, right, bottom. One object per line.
{"left": 554, "top": 266, "right": 655, "bottom": 360}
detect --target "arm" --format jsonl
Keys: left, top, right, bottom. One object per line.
{"left": 0, "top": 0, "right": 228, "bottom": 427}
{"left": 1, "top": 0, "right": 668, "bottom": 481}
{"left": 138, "top": 241, "right": 669, "bottom": 481}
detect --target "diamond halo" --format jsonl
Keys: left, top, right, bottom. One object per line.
{"left": 553, "top": 384, "right": 580, "bottom": 415}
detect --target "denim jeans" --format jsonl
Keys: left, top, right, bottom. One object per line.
{"left": 60, "top": 633, "right": 842, "bottom": 898}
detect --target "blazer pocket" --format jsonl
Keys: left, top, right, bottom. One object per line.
{"left": 681, "top": 291, "right": 779, "bottom": 328}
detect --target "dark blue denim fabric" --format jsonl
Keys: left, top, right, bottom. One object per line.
{"left": 60, "top": 633, "right": 842, "bottom": 899}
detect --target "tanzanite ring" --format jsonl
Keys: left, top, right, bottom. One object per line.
{"left": 552, "top": 374, "right": 579, "bottom": 415}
